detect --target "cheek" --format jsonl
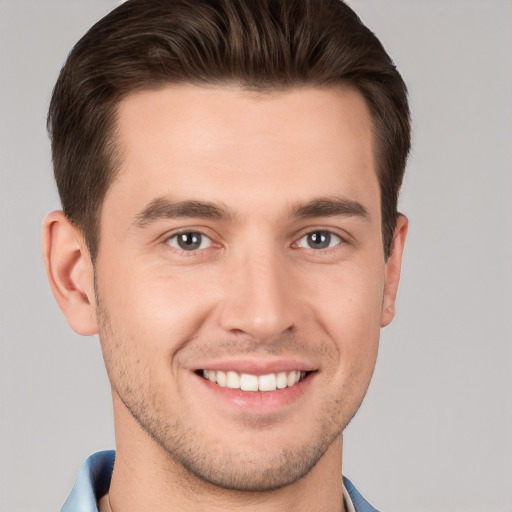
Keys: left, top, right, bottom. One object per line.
{"left": 309, "top": 260, "right": 385, "bottom": 332}
{"left": 307, "top": 261, "right": 384, "bottom": 372}
{"left": 96, "top": 259, "right": 217, "bottom": 357}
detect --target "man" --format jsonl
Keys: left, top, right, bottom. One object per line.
{"left": 42, "top": 0, "right": 410, "bottom": 510}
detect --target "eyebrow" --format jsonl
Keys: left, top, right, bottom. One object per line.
{"left": 132, "top": 195, "right": 369, "bottom": 229}
{"left": 292, "top": 197, "right": 369, "bottom": 220}
{"left": 133, "top": 197, "right": 230, "bottom": 228}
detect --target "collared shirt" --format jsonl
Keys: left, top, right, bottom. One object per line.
{"left": 61, "top": 451, "right": 379, "bottom": 512}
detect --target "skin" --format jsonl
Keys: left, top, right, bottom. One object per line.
{"left": 43, "top": 85, "right": 407, "bottom": 512}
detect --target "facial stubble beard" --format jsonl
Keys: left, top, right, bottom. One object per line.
{"left": 95, "top": 297, "right": 368, "bottom": 494}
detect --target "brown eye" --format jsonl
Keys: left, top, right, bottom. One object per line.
{"left": 167, "top": 232, "right": 211, "bottom": 251}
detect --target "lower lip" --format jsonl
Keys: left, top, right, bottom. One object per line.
{"left": 195, "top": 373, "right": 315, "bottom": 413}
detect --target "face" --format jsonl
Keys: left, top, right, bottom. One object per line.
{"left": 93, "top": 85, "right": 401, "bottom": 491}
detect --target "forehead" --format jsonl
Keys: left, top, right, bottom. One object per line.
{"left": 107, "top": 84, "right": 378, "bottom": 221}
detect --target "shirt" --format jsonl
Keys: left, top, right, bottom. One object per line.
{"left": 61, "top": 451, "right": 379, "bottom": 512}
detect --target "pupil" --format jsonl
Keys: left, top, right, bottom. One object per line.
{"left": 178, "top": 232, "right": 201, "bottom": 250}
{"left": 308, "top": 231, "right": 330, "bottom": 249}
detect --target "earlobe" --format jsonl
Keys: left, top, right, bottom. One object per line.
{"left": 42, "top": 211, "right": 98, "bottom": 336}
{"left": 381, "top": 214, "right": 408, "bottom": 327}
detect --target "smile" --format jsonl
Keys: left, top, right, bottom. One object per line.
{"left": 200, "top": 370, "right": 309, "bottom": 392}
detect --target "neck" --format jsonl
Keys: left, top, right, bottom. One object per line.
{"left": 103, "top": 394, "right": 346, "bottom": 512}
{"left": 103, "top": 431, "right": 344, "bottom": 512}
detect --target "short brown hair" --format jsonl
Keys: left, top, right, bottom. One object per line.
{"left": 48, "top": 0, "right": 410, "bottom": 261}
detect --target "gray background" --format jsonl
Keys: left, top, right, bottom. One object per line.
{"left": 1, "top": 1, "right": 511, "bottom": 511}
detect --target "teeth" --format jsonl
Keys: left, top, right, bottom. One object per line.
{"left": 216, "top": 370, "right": 227, "bottom": 387}
{"left": 201, "top": 369, "right": 308, "bottom": 392}
{"left": 287, "top": 371, "right": 298, "bottom": 387}
{"left": 258, "top": 373, "right": 276, "bottom": 391}
{"left": 276, "top": 372, "right": 287, "bottom": 389}
{"left": 240, "top": 373, "right": 258, "bottom": 391}
{"left": 226, "top": 371, "right": 240, "bottom": 389}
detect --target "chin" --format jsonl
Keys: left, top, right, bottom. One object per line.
{"left": 172, "top": 443, "right": 329, "bottom": 492}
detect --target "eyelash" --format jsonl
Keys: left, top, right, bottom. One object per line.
{"left": 293, "top": 230, "right": 343, "bottom": 251}
{"left": 165, "top": 230, "right": 216, "bottom": 253}
{"left": 164, "top": 228, "right": 346, "bottom": 255}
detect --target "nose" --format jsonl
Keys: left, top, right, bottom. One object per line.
{"left": 218, "top": 249, "right": 298, "bottom": 343}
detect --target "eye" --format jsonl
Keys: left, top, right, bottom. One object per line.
{"left": 296, "top": 230, "right": 342, "bottom": 250}
{"left": 166, "top": 231, "right": 212, "bottom": 251}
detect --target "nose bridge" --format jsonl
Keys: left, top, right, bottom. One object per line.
{"left": 219, "top": 240, "right": 296, "bottom": 341}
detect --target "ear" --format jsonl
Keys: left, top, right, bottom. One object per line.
{"left": 42, "top": 211, "right": 98, "bottom": 335}
{"left": 381, "top": 214, "right": 408, "bottom": 327}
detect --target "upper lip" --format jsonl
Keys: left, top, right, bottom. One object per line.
{"left": 193, "top": 359, "right": 317, "bottom": 375}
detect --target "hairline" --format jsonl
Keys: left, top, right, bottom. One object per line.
{"left": 88, "top": 80, "right": 384, "bottom": 262}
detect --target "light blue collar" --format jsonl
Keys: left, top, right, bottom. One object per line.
{"left": 61, "top": 451, "right": 114, "bottom": 512}
{"left": 61, "top": 450, "right": 379, "bottom": 512}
